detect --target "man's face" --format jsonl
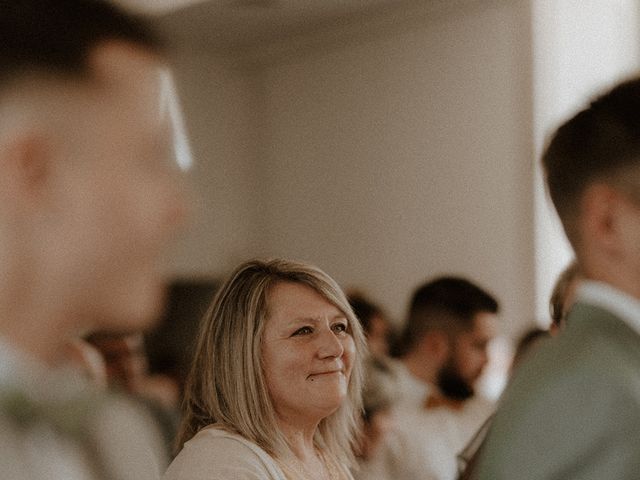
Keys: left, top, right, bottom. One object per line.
{"left": 45, "top": 43, "right": 187, "bottom": 332}
{"left": 578, "top": 178, "right": 640, "bottom": 300}
{"left": 437, "top": 312, "right": 497, "bottom": 400}
{"left": 612, "top": 186, "right": 640, "bottom": 289}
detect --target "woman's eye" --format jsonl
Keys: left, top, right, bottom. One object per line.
{"left": 332, "top": 322, "right": 348, "bottom": 333}
{"left": 293, "top": 326, "right": 313, "bottom": 336}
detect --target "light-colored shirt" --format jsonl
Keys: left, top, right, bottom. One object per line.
{"left": 164, "top": 426, "right": 287, "bottom": 480}
{"left": 389, "top": 395, "right": 493, "bottom": 480}
{"left": 369, "top": 361, "right": 493, "bottom": 480}
{"left": 392, "top": 361, "right": 432, "bottom": 411}
{"left": 0, "top": 337, "right": 166, "bottom": 480}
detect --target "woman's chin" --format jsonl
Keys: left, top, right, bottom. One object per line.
{"left": 308, "top": 390, "right": 349, "bottom": 416}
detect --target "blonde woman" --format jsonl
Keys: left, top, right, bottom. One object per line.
{"left": 164, "top": 259, "right": 366, "bottom": 480}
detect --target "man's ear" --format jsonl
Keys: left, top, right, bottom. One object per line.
{"left": 0, "top": 131, "right": 50, "bottom": 206}
{"left": 422, "top": 330, "right": 450, "bottom": 363}
{"left": 580, "top": 183, "right": 621, "bottom": 255}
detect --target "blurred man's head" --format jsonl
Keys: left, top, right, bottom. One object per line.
{"left": 435, "top": 310, "right": 497, "bottom": 400}
{"left": 395, "top": 277, "right": 499, "bottom": 400}
{"left": 543, "top": 78, "right": 640, "bottom": 297}
{"left": 0, "top": 0, "right": 187, "bottom": 361}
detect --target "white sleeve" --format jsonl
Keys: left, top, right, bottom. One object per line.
{"left": 163, "top": 433, "right": 278, "bottom": 480}
{"left": 92, "top": 395, "right": 169, "bottom": 480}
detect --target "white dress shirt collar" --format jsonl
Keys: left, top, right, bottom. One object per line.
{"left": 576, "top": 280, "right": 640, "bottom": 336}
{"left": 394, "top": 360, "right": 433, "bottom": 408}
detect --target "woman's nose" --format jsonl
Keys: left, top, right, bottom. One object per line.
{"left": 317, "top": 328, "right": 344, "bottom": 359}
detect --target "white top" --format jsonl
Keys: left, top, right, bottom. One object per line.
{"left": 389, "top": 395, "right": 493, "bottom": 480}
{"left": 164, "top": 426, "right": 287, "bottom": 480}
{"left": 0, "top": 337, "right": 167, "bottom": 480}
{"left": 577, "top": 280, "right": 640, "bottom": 335}
{"left": 363, "top": 361, "right": 493, "bottom": 480}
{"left": 390, "top": 360, "right": 432, "bottom": 411}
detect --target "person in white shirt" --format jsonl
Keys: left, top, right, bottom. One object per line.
{"left": 477, "top": 78, "right": 640, "bottom": 479}
{"left": 375, "top": 277, "right": 499, "bottom": 480}
{"left": 165, "top": 259, "right": 367, "bottom": 480}
{"left": 0, "top": 1, "right": 187, "bottom": 478}
{"left": 352, "top": 357, "right": 399, "bottom": 480}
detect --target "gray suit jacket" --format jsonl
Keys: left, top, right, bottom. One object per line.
{"left": 476, "top": 302, "right": 640, "bottom": 479}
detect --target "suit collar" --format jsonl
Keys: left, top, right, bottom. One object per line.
{"left": 576, "top": 280, "right": 640, "bottom": 336}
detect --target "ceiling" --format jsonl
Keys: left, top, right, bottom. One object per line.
{"left": 119, "top": 0, "right": 427, "bottom": 50}
{"left": 114, "top": 0, "right": 208, "bottom": 15}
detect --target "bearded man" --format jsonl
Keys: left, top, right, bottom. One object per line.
{"left": 379, "top": 277, "right": 499, "bottom": 480}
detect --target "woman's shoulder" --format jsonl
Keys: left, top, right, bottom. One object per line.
{"left": 182, "top": 426, "right": 274, "bottom": 461}
{"left": 163, "top": 426, "right": 286, "bottom": 480}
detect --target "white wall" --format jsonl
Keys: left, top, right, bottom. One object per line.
{"left": 166, "top": 50, "right": 263, "bottom": 277}
{"left": 162, "top": 0, "right": 640, "bottom": 339}
{"left": 259, "top": 0, "right": 535, "bottom": 335}
{"left": 532, "top": 0, "right": 640, "bottom": 322}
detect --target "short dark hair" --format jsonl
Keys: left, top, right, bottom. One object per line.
{"left": 392, "top": 276, "right": 498, "bottom": 357}
{"left": 543, "top": 78, "right": 640, "bottom": 247}
{"left": 348, "top": 292, "right": 384, "bottom": 335}
{"left": 0, "top": 0, "right": 162, "bottom": 88}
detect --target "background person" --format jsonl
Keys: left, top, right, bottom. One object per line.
{"left": 456, "top": 327, "right": 551, "bottom": 480}
{"left": 165, "top": 259, "right": 366, "bottom": 480}
{"left": 457, "top": 260, "right": 580, "bottom": 480}
{"left": 352, "top": 357, "right": 399, "bottom": 480}
{"left": 86, "top": 331, "right": 181, "bottom": 460}
{"left": 380, "top": 276, "right": 499, "bottom": 480}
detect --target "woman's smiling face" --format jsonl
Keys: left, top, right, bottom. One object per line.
{"left": 261, "top": 281, "right": 355, "bottom": 423}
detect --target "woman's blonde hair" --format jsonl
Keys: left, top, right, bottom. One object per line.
{"left": 177, "top": 258, "right": 366, "bottom": 467}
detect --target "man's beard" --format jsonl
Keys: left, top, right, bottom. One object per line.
{"left": 436, "top": 360, "right": 474, "bottom": 401}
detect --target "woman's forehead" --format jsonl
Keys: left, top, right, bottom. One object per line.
{"left": 265, "top": 281, "right": 344, "bottom": 320}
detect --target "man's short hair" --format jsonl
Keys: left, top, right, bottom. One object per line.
{"left": 543, "top": 78, "right": 640, "bottom": 248}
{"left": 392, "top": 276, "right": 499, "bottom": 357}
{"left": 0, "top": 0, "right": 162, "bottom": 89}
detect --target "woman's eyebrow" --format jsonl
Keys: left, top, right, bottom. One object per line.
{"left": 289, "top": 316, "right": 320, "bottom": 325}
{"left": 288, "top": 313, "right": 346, "bottom": 324}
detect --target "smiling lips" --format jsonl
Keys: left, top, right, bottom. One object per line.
{"left": 308, "top": 369, "right": 343, "bottom": 379}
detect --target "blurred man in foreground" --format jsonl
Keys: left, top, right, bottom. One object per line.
{"left": 0, "top": 1, "right": 187, "bottom": 478}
